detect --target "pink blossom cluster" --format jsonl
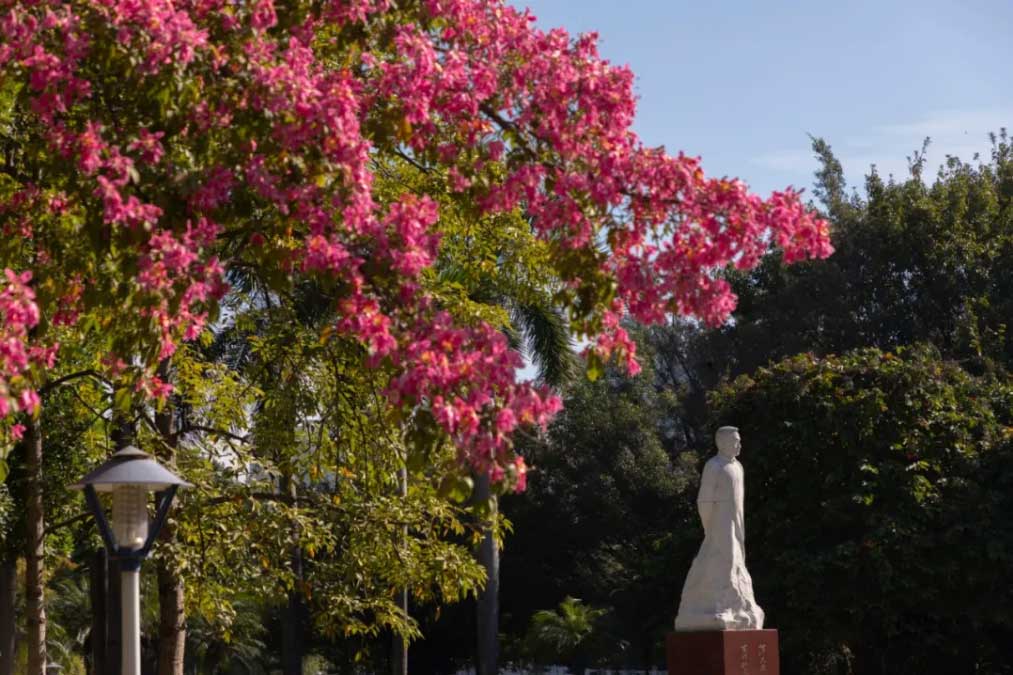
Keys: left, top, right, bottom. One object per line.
{"left": 0, "top": 0, "right": 832, "bottom": 487}
{"left": 389, "top": 312, "right": 561, "bottom": 482}
{"left": 137, "top": 218, "right": 229, "bottom": 361}
{"left": 89, "top": 0, "right": 209, "bottom": 73}
{"left": 0, "top": 270, "right": 42, "bottom": 418}
{"left": 350, "top": 0, "right": 833, "bottom": 373}
{"left": 1, "top": 0, "right": 224, "bottom": 408}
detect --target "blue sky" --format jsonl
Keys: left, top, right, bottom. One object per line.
{"left": 514, "top": 0, "right": 1013, "bottom": 199}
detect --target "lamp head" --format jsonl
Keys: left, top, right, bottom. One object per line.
{"left": 71, "top": 446, "right": 190, "bottom": 554}
{"left": 69, "top": 446, "right": 191, "bottom": 493}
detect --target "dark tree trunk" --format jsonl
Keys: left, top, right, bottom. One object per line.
{"left": 390, "top": 586, "right": 408, "bottom": 675}
{"left": 154, "top": 380, "right": 186, "bottom": 675}
{"left": 281, "top": 550, "right": 306, "bottom": 675}
{"left": 24, "top": 419, "right": 46, "bottom": 675}
{"left": 89, "top": 548, "right": 107, "bottom": 675}
{"left": 474, "top": 475, "right": 499, "bottom": 675}
{"left": 281, "top": 477, "right": 306, "bottom": 675}
{"left": 107, "top": 553, "right": 122, "bottom": 675}
{"left": 0, "top": 558, "right": 16, "bottom": 675}
{"left": 156, "top": 555, "right": 185, "bottom": 675}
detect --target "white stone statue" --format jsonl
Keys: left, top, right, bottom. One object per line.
{"left": 675, "top": 426, "right": 765, "bottom": 631}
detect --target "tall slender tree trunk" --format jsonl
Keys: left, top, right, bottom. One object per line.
{"left": 156, "top": 548, "right": 185, "bottom": 675}
{"left": 281, "top": 477, "right": 306, "bottom": 675}
{"left": 24, "top": 418, "right": 46, "bottom": 675}
{"left": 390, "top": 586, "right": 408, "bottom": 675}
{"left": 155, "top": 380, "right": 187, "bottom": 675}
{"left": 281, "top": 562, "right": 305, "bottom": 675}
{"left": 0, "top": 558, "right": 16, "bottom": 675}
{"left": 474, "top": 474, "right": 499, "bottom": 675}
{"left": 89, "top": 549, "right": 107, "bottom": 675}
{"left": 106, "top": 561, "right": 122, "bottom": 675}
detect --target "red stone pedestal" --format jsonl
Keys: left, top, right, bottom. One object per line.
{"left": 666, "top": 630, "right": 779, "bottom": 675}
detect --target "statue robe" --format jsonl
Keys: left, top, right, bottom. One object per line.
{"left": 675, "top": 454, "right": 764, "bottom": 631}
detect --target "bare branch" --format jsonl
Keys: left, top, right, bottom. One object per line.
{"left": 183, "top": 424, "right": 251, "bottom": 445}
{"left": 40, "top": 370, "right": 108, "bottom": 397}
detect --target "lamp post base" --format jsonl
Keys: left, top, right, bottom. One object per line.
{"left": 666, "top": 629, "right": 779, "bottom": 675}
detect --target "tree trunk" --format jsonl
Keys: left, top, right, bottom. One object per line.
{"left": 154, "top": 384, "right": 186, "bottom": 675}
{"left": 390, "top": 587, "right": 408, "bottom": 675}
{"left": 0, "top": 558, "right": 16, "bottom": 675}
{"left": 107, "top": 548, "right": 122, "bottom": 675}
{"left": 281, "top": 549, "right": 306, "bottom": 675}
{"left": 89, "top": 549, "right": 107, "bottom": 675}
{"left": 156, "top": 553, "right": 185, "bottom": 675}
{"left": 24, "top": 419, "right": 46, "bottom": 675}
{"left": 474, "top": 475, "right": 499, "bottom": 675}
{"left": 281, "top": 477, "right": 305, "bottom": 675}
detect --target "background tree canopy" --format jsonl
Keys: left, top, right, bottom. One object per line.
{"left": 471, "top": 133, "right": 1013, "bottom": 675}
{"left": 711, "top": 345, "right": 1013, "bottom": 675}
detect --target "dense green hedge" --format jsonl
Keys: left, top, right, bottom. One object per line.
{"left": 711, "top": 345, "right": 1013, "bottom": 674}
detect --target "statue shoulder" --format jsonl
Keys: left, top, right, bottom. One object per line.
{"left": 702, "top": 455, "right": 731, "bottom": 478}
{"left": 707, "top": 456, "right": 740, "bottom": 478}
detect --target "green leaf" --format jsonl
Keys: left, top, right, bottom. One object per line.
{"left": 438, "top": 475, "right": 473, "bottom": 504}
{"left": 585, "top": 351, "right": 603, "bottom": 382}
{"left": 113, "top": 386, "right": 133, "bottom": 414}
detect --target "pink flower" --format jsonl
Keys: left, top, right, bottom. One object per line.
{"left": 513, "top": 456, "right": 528, "bottom": 492}
{"left": 18, "top": 389, "right": 40, "bottom": 414}
{"left": 495, "top": 408, "right": 516, "bottom": 434}
{"left": 251, "top": 0, "right": 278, "bottom": 30}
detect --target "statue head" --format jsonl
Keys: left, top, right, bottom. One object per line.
{"left": 715, "top": 426, "right": 741, "bottom": 459}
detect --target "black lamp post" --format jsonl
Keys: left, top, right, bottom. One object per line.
{"left": 70, "top": 446, "right": 191, "bottom": 675}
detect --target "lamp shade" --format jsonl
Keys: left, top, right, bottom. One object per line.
{"left": 69, "top": 446, "right": 192, "bottom": 492}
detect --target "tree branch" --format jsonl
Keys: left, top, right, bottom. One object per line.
{"left": 40, "top": 369, "right": 108, "bottom": 397}
{"left": 202, "top": 492, "right": 293, "bottom": 507}
{"left": 392, "top": 148, "right": 431, "bottom": 174}
{"left": 183, "top": 424, "right": 251, "bottom": 445}
{"left": 43, "top": 512, "right": 92, "bottom": 538}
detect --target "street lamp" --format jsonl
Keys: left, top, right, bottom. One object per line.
{"left": 70, "top": 446, "right": 191, "bottom": 675}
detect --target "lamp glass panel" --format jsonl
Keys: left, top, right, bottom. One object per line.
{"left": 112, "top": 485, "right": 149, "bottom": 550}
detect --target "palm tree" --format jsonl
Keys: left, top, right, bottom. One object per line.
{"left": 524, "top": 597, "right": 606, "bottom": 674}
{"left": 473, "top": 294, "right": 577, "bottom": 675}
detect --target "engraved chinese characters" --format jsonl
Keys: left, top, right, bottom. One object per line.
{"left": 675, "top": 426, "right": 765, "bottom": 631}
{"left": 739, "top": 642, "right": 770, "bottom": 674}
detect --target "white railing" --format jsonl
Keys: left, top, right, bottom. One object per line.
{"left": 451, "top": 664, "right": 664, "bottom": 668}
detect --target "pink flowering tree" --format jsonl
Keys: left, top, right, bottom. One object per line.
{"left": 0, "top": 0, "right": 830, "bottom": 486}
{"left": 0, "top": 0, "right": 832, "bottom": 671}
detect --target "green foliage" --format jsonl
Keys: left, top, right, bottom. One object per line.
{"left": 144, "top": 276, "right": 488, "bottom": 662}
{"left": 710, "top": 345, "right": 1013, "bottom": 674}
{"left": 44, "top": 573, "right": 91, "bottom": 675}
{"left": 522, "top": 596, "right": 606, "bottom": 668}
{"left": 0, "top": 485, "right": 12, "bottom": 544}
{"left": 691, "top": 132, "right": 1013, "bottom": 387}
{"left": 500, "top": 331, "right": 695, "bottom": 668}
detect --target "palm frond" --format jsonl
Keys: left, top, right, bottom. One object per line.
{"left": 512, "top": 303, "right": 577, "bottom": 388}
